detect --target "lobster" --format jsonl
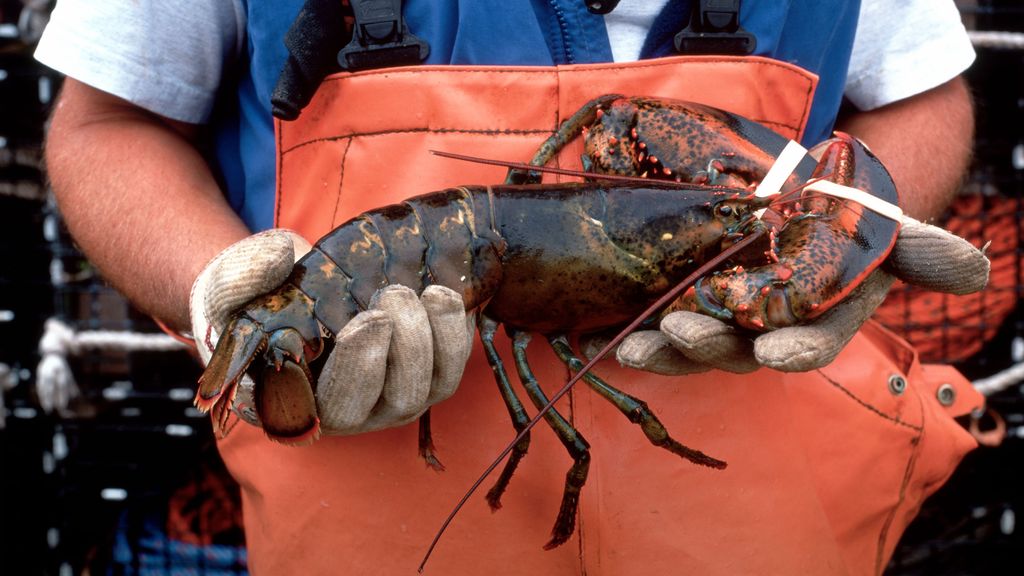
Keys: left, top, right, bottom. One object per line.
{"left": 195, "top": 95, "right": 901, "bottom": 551}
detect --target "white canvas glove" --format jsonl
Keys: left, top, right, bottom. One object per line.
{"left": 608, "top": 216, "right": 990, "bottom": 374}
{"left": 190, "top": 229, "right": 474, "bottom": 436}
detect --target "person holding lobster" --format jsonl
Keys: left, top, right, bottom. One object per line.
{"left": 38, "top": 1, "right": 987, "bottom": 573}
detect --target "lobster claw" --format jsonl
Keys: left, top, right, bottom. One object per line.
{"left": 684, "top": 264, "right": 801, "bottom": 331}
{"left": 678, "top": 130, "right": 900, "bottom": 332}
{"left": 196, "top": 316, "right": 265, "bottom": 416}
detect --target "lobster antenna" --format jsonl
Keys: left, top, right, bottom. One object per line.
{"left": 430, "top": 150, "right": 836, "bottom": 207}
{"left": 430, "top": 149, "right": 717, "bottom": 189}
{"left": 418, "top": 228, "right": 767, "bottom": 573}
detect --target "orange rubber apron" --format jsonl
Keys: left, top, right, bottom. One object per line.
{"left": 217, "top": 55, "right": 982, "bottom": 576}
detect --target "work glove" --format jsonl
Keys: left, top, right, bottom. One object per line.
{"left": 190, "top": 230, "right": 474, "bottom": 435}
{"left": 609, "top": 216, "right": 990, "bottom": 374}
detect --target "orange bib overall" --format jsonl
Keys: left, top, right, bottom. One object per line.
{"left": 217, "top": 56, "right": 982, "bottom": 575}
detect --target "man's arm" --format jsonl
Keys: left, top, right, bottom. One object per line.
{"left": 45, "top": 79, "right": 250, "bottom": 330}
{"left": 837, "top": 76, "right": 974, "bottom": 221}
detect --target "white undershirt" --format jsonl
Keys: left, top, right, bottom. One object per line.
{"left": 604, "top": 0, "right": 664, "bottom": 62}
{"left": 843, "top": 0, "right": 975, "bottom": 109}
{"left": 36, "top": 0, "right": 975, "bottom": 124}
{"left": 604, "top": 0, "right": 975, "bottom": 110}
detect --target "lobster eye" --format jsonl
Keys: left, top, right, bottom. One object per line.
{"left": 717, "top": 204, "right": 733, "bottom": 217}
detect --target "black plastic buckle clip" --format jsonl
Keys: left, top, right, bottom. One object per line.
{"left": 337, "top": 0, "right": 430, "bottom": 71}
{"left": 674, "top": 0, "right": 756, "bottom": 55}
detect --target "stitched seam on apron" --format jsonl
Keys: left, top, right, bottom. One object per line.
{"left": 753, "top": 119, "right": 800, "bottom": 133}
{"left": 874, "top": 392, "right": 925, "bottom": 574}
{"left": 319, "top": 58, "right": 815, "bottom": 86}
{"left": 794, "top": 75, "right": 814, "bottom": 140}
{"left": 330, "top": 137, "right": 353, "bottom": 229}
{"left": 275, "top": 120, "right": 284, "bottom": 226}
{"left": 281, "top": 119, "right": 802, "bottom": 158}
{"left": 815, "top": 370, "right": 923, "bottom": 432}
{"left": 281, "top": 128, "right": 555, "bottom": 156}
{"left": 299, "top": 58, "right": 816, "bottom": 150}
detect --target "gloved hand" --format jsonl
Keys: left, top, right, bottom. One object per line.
{"left": 610, "top": 216, "right": 990, "bottom": 374}
{"left": 189, "top": 230, "right": 474, "bottom": 435}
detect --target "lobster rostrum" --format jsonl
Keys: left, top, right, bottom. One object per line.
{"left": 195, "top": 95, "right": 902, "bottom": 551}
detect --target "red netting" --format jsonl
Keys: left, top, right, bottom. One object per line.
{"left": 874, "top": 194, "right": 1022, "bottom": 363}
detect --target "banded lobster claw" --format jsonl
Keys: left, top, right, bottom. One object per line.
{"left": 195, "top": 286, "right": 324, "bottom": 445}
{"left": 678, "top": 131, "right": 901, "bottom": 331}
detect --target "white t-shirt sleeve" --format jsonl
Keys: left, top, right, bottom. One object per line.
{"left": 605, "top": 1, "right": 666, "bottom": 62}
{"left": 34, "top": 0, "right": 245, "bottom": 124}
{"left": 846, "top": 0, "right": 975, "bottom": 111}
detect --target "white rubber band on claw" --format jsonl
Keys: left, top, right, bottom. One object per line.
{"left": 750, "top": 139, "right": 904, "bottom": 223}
{"left": 805, "top": 180, "right": 904, "bottom": 222}
{"left": 755, "top": 140, "right": 809, "bottom": 198}
{"left": 753, "top": 140, "right": 809, "bottom": 218}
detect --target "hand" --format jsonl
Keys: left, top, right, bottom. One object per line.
{"left": 613, "top": 216, "right": 990, "bottom": 374}
{"left": 189, "top": 230, "right": 474, "bottom": 435}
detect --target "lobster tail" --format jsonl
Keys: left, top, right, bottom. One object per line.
{"left": 195, "top": 316, "right": 265, "bottom": 414}
{"left": 255, "top": 358, "right": 321, "bottom": 445}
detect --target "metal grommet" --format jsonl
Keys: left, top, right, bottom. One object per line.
{"left": 936, "top": 383, "right": 957, "bottom": 406}
{"left": 887, "top": 374, "right": 907, "bottom": 396}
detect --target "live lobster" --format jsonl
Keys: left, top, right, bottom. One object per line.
{"left": 194, "top": 95, "right": 900, "bottom": 549}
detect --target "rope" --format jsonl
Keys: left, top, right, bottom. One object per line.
{"left": 968, "top": 30, "right": 1024, "bottom": 50}
{"left": 0, "top": 362, "right": 18, "bottom": 429}
{"left": 973, "top": 362, "right": 1024, "bottom": 397}
{"left": 35, "top": 318, "right": 189, "bottom": 413}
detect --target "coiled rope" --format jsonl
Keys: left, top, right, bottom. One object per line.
{"left": 35, "top": 318, "right": 188, "bottom": 413}
{"left": 973, "top": 351, "right": 1024, "bottom": 397}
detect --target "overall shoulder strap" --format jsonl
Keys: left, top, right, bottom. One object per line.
{"left": 675, "top": 0, "right": 756, "bottom": 55}
{"left": 338, "top": 0, "right": 430, "bottom": 71}
{"left": 272, "top": 0, "right": 431, "bottom": 120}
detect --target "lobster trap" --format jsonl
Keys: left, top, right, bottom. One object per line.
{"left": 881, "top": 2, "right": 1024, "bottom": 573}
{"left": 24, "top": 215, "right": 249, "bottom": 576}
{"left": 2, "top": 183, "right": 250, "bottom": 575}
{"left": 0, "top": 2, "right": 247, "bottom": 573}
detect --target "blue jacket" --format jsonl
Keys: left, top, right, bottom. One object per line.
{"left": 216, "top": 0, "right": 860, "bottom": 231}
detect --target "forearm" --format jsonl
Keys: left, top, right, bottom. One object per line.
{"left": 837, "top": 76, "right": 974, "bottom": 221}
{"left": 46, "top": 79, "right": 250, "bottom": 330}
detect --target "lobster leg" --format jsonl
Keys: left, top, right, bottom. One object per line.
{"left": 478, "top": 316, "right": 533, "bottom": 510}
{"left": 418, "top": 410, "right": 446, "bottom": 472}
{"left": 505, "top": 94, "right": 624, "bottom": 185}
{"left": 548, "top": 336, "right": 727, "bottom": 470}
{"left": 509, "top": 329, "right": 591, "bottom": 550}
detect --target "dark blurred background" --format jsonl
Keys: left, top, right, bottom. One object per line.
{"left": 0, "top": 1, "right": 1021, "bottom": 574}
{"left": 0, "top": 1, "right": 246, "bottom": 574}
